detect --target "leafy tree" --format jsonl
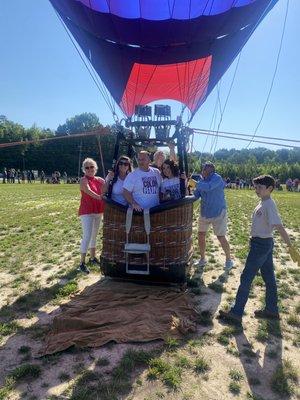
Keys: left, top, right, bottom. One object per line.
{"left": 56, "top": 112, "right": 100, "bottom": 136}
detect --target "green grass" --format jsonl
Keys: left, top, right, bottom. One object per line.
{"left": 0, "top": 321, "right": 21, "bottom": 337}
{"left": 194, "top": 356, "right": 210, "bottom": 374}
{"left": 229, "top": 369, "right": 244, "bottom": 382}
{"left": 9, "top": 364, "right": 41, "bottom": 381}
{"left": 0, "top": 185, "right": 299, "bottom": 400}
{"left": 229, "top": 381, "right": 241, "bottom": 395}
{"left": 148, "top": 358, "right": 182, "bottom": 389}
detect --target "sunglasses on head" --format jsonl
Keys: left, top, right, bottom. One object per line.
{"left": 119, "top": 161, "right": 129, "bottom": 166}
{"left": 85, "top": 165, "right": 95, "bottom": 170}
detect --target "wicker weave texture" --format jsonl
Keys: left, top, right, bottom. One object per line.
{"left": 102, "top": 203, "right": 193, "bottom": 266}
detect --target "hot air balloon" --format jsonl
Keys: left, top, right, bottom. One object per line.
{"left": 49, "top": 0, "right": 279, "bottom": 284}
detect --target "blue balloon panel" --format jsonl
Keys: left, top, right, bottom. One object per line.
{"left": 78, "top": 0, "right": 257, "bottom": 19}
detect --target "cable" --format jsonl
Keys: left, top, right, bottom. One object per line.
{"left": 53, "top": 10, "right": 118, "bottom": 117}
{"left": 212, "top": 52, "right": 242, "bottom": 154}
{"left": 193, "top": 128, "right": 300, "bottom": 144}
{"left": 193, "top": 130, "right": 299, "bottom": 149}
{"left": 246, "top": 0, "right": 290, "bottom": 148}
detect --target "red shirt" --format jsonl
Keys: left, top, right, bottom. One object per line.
{"left": 78, "top": 176, "right": 105, "bottom": 216}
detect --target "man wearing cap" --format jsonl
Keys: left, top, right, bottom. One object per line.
{"left": 194, "top": 162, "right": 233, "bottom": 271}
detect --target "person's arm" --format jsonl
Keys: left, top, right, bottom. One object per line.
{"left": 193, "top": 181, "right": 202, "bottom": 199}
{"left": 180, "top": 173, "right": 188, "bottom": 195}
{"left": 196, "top": 174, "right": 224, "bottom": 192}
{"left": 80, "top": 177, "right": 102, "bottom": 200}
{"left": 273, "top": 224, "right": 300, "bottom": 266}
{"left": 123, "top": 189, "right": 142, "bottom": 211}
{"left": 273, "top": 224, "right": 292, "bottom": 246}
{"left": 102, "top": 171, "right": 115, "bottom": 194}
{"left": 168, "top": 142, "right": 177, "bottom": 163}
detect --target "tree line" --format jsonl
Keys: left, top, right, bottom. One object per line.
{"left": 0, "top": 113, "right": 299, "bottom": 181}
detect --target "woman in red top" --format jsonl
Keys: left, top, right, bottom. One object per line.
{"left": 78, "top": 158, "right": 105, "bottom": 274}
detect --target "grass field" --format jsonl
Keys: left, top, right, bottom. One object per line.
{"left": 0, "top": 184, "right": 299, "bottom": 400}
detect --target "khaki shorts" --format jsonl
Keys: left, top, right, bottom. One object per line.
{"left": 198, "top": 209, "right": 227, "bottom": 236}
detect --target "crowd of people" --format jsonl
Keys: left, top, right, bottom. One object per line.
{"left": 77, "top": 151, "right": 299, "bottom": 328}
{"left": 285, "top": 178, "right": 300, "bottom": 192}
{"left": 1, "top": 168, "right": 76, "bottom": 184}
{"left": 2, "top": 168, "right": 36, "bottom": 183}
{"left": 223, "top": 177, "right": 291, "bottom": 191}
{"left": 2, "top": 166, "right": 299, "bottom": 192}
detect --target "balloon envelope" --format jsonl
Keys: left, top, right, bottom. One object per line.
{"left": 50, "top": 0, "right": 278, "bottom": 117}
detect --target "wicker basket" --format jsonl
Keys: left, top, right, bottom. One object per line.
{"left": 100, "top": 197, "right": 195, "bottom": 283}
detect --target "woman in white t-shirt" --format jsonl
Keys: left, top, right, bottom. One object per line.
{"left": 160, "top": 159, "right": 187, "bottom": 201}
{"left": 103, "top": 156, "right": 133, "bottom": 205}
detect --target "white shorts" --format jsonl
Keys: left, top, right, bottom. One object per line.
{"left": 198, "top": 209, "right": 227, "bottom": 237}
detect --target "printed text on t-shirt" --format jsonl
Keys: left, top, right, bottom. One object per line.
{"left": 142, "top": 176, "right": 158, "bottom": 194}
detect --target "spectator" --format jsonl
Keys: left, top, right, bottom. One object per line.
{"left": 2, "top": 168, "right": 7, "bottom": 183}
{"left": 40, "top": 170, "right": 45, "bottom": 184}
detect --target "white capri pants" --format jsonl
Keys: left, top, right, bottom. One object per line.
{"left": 80, "top": 213, "right": 103, "bottom": 253}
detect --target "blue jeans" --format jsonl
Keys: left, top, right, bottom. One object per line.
{"left": 231, "top": 237, "right": 278, "bottom": 317}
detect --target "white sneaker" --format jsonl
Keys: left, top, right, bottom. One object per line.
{"left": 196, "top": 259, "right": 207, "bottom": 268}
{"left": 224, "top": 259, "right": 234, "bottom": 271}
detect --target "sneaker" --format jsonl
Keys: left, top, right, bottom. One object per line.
{"left": 89, "top": 257, "right": 101, "bottom": 266}
{"left": 218, "top": 310, "right": 242, "bottom": 325}
{"left": 78, "top": 262, "right": 90, "bottom": 274}
{"left": 224, "top": 259, "right": 234, "bottom": 271}
{"left": 196, "top": 259, "right": 207, "bottom": 268}
{"left": 254, "top": 309, "right": 280, "bottom": 320}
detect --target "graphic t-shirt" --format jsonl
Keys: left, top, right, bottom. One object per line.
{"left": 250, "top": 198, "right": 282, "bottom": 238}
{"left": 161, "top": 177, "right": 181, "bottom": 200}
{"left": 111, "top": 177, "right": 127, "bottom": 206}
{"left": 123, "top": 167, "right": 162, "bottom": 209}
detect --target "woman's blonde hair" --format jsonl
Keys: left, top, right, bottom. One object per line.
{"left": 82, "top": 158, "right": 98, "bottom": 174}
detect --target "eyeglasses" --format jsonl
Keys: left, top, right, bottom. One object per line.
{"left": 119, "top": 161, "right": 129, "bottom": 166}
{"left": 85, "top": 165, "right": 95, "bottom": 170}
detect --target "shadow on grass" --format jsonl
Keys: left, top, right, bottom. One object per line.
{"left": 0, "top": 269, "right": 79, "bottom": 322}
{"left": 235, "top": 319, "right": 294, "bottom": 400}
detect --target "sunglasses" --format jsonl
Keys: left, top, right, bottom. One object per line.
{"left": 85, "top": 165, "right": 95, "bottom": 170}
{"left": 119, "top": 161, "right": 129, "bottom": 166}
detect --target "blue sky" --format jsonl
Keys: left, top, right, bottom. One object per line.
{"left": 0, "top": 0, "right": 298, "bottom": 151}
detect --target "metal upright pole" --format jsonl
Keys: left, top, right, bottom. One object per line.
{"left": 107, "top": 130, "right": 122, "bottom": 198}
{"left": 175, "top": 127, "right": 186, "bottom": 198}
{"left": 96, "top": 135, "right": 106, "bottom": 178}
{"left": 77, "top": 140, "right": 82, "bottom": 179}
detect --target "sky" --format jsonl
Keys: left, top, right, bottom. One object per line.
{"left": 0, "top": 0, "right": 299, "bottom": 152}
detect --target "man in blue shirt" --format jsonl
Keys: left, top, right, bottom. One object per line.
{"left": 194, "top": 162, "right": 233, "bottom": 270}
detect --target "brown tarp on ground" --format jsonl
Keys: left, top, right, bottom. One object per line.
{"left": 40, "top": 279, "right": 200, "bottom": 355}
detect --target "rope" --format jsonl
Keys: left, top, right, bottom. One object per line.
{"left": 0, "top": 128, "right": 111, "bottom": 149}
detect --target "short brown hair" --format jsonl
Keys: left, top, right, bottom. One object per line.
{"left": 138, "top": 150, "right": 150, "bottom": 158}
{"left": 253, "top": 175, "right": 275, "bottom": 188}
